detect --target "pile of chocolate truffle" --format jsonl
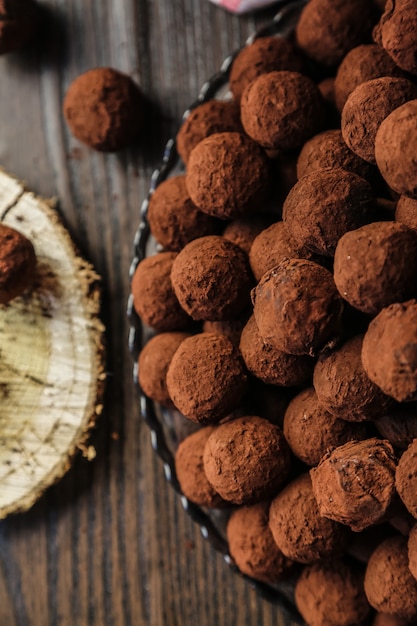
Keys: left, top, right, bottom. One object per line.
{"left": 132, "top": 0, "right": 417, "bottom": 624}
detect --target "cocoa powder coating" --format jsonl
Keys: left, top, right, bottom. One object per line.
{"left": 375, "top": 0, "right": 417, "bottom": 74}
{"left": 222, "top": 217, "right": 269, "bottom": 256}
{"left": 202, "top": 316, "right": 248, "bottom": 348}
{"left": 408, "top": 523, "right": 417, "bottom": 581}
{"left": 395, "top": 439, "right": 417, "bottom": 519}
{"left": 395, "top": 196, "right": 417, "bottom": 232}
{"left": 375, "top": 403, "right": 417, "bottom": 450}
{"left": 0, "top": 0, "right": 40, "bottom": 54}
{"left": 0, "top": 223, "right": 36, "bottom": 305}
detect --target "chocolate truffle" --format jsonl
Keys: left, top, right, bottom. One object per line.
{"left": 334, "top": 44, "right": 408, "bottom": 112}
{"left": 283, "top": 167, "right": 375, "bottom": 257}
{"left": 0, "top": 223, "right": 36, "bottom": 304}
{"left": 364, "top": 535, "right": 417, "bottom": 620}
{"left": 176, "top": 100, "right": 243, "bottom": 165}
{"left": 227, "top": 501, "right": 294, "bottom": 583}
{"left": 131, "top": 252, "right": 191, "bottom": 332}
{"left": 341, "top": 77, "right": 417, "bottom": 164}
{"left": 313, "top": 335, "right": 393, "bottom": 422}
{"left": 373, "top": 614, "right": 412, "bottom": 626}
{"left": 318, "top": 77, "right": 336, "bottom": 107}
{"left": 239, "top": 316, "right": 315, "bottom": 388}
{"left": 138, "top": 332, "right": 190, "bottom": 406}
{"left": 174, "top": 427, "right": 225, "bottom": 508}
{"left": 0, "top": 0, "right": 40, "bottom": 54}
{"left": 395, "top": 196, "right": 417, "bottom": 232}
{"left": 186, "top": 132, "right": 270, "bottom": 220}
{"left": 310, "top": 438, "right": 397, "bottom": 532}
{"left": 252, "top": 259, "right": 344, "bottom": 356}
{"left": 202, "top": 317, "right": 247, "bottom": 348}
{"left": 361, "top": 300, "right": 417, "bottom": 402}
{"left": 166, "top": 332, "right": 247, "bottom": 424}
{"left": 240, "top": 71, "right": 324, "bottom": 151}
{"left": 395, "top": 439, "right": 417, "bottom": 518}
{"left": 63, "top": 67, "right": 144, "bottom": 152}
{"left": 147, "top": 175, "right": 220, "bottom": 251}
{"left": 283, "top": 388, "right": 368, "bottom": 467}
{"left": 229, "top": 36, "right": 305, "bottom": 102}
{"left": 170, "top": 236, "right": 253, "bottom": 321}
{"left": 295, "top": 0, "right": 374, "bottom": 67}
{"left": 375, "top": 100, "right": 417, "bottom": 199}
{"left": 408, "top": 523, "right": 417, "bottom": 581}
{"left": 333, "top": 222, "right": 417, "bottom": 315}
{"left": 295, "top": 560, "right": 371, "bottom": 626}
{"left": 203, "top": 415, "right": 291, "bottom": 505}
{"left": 269, "top": 473, "right": 349, "bottom": 564}
{"left": 375, "top": 403, "right": 417, "bottom": 450}
{"left": 375, "top": 0, "right": 417, "bottom": 74}
{"left": 222, "top": 217, "right": 269, "bottom": 255}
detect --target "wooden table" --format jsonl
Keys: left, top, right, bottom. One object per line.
{"left": 0, "top": 1, "right": 298, "bottom": 624}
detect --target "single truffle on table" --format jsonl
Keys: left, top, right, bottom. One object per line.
{"left": 375, "top": 403, "right": 417, "bottom": 450}
{"left": 314, "top": 335, "right": 393, "bottom": 422}
{"left": 408, "top": 523, "right": 417, "bottom": 581}
{"left": 395, "top": 196, "right": 417, "bottom": 232}
{"left": 227, "top": 501, "right": 294, "bottom": 584}
{"left": 283, "top": 388, "right": 368, "bottom": 467}
{"left": 295, "top": 0, "right": 375, "bottom": 67}
{"left": 341, "top": 77, "right": 417, "bottom": 164}
{"left": 229, "top": 36, "right": 305, "bottom": 102}
{"left": 239, "top": 316, "right": 315, "bottom": 388}
{"left": 131, "top": 252, "right": 191, "bottom": 332}
{"left": 63, "top": 67, "right": 144, "bottom": 152}
{"left": 283, "top": 167, "right": 376, "bottom": 257}
{"left": 334, "top": 222, "right": 417, "bottom": 315}
{"left": 176, "top": 100, "right": 243, "bottom": 165}
{"left": 361, "top": 300, "right": 417, "bottom": 402}
{"left": 295, "top": 560, "right": 371, "bottom": 626}
{"left": 0, "top": 0, "right": 40, "bottom": 54}
{"left": 186, "top": 132, "right": 270, "bottom": 220}
{"left": 203, "top": 415, "right": 291, "bottom": 505}
{"left": 170, "top": 236, "right": 253, "bottom": 321}
{"left": 395, "top": 439, "right": 417, "bottom": 519}
{"left": 375, "top": 100, "right": 417, "bottom": 199}
{"left": 0, "top": 223, "right": 36, "bottom": 304}
{"left": 364, "top": 535, "right": 417, "bottom": 621}
{"left": 174, "top": 427, "right": 225, "bottom": 508}
{"left": 252, "top": 258, "right": 344, "bottom": 356}
{"left": 222, "top": 216, "right": 269, "bottom": 255}
{"left": 147, "top": 175, "right": 221, "bottom": 251}
{"left": 166, "top": 332, "right": 247, "bottom": 425}
{"left": 269, "top": 473, "right": 349, "bottom": 564}
{"left": 240, "top": 71, "right": 325, "bottom": 151}
{"left": 375, "top": 0, "right": 417, "bottom": 74}
{"left": 310, "top": 438, "right": 397, "bottom": 532}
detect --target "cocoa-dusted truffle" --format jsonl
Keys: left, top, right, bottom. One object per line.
{"left": 0, "top": 0, "right": 40, "bottom": 54}
{"left": 269, "top": 473, "right": 349, "bottom": 564}
{"left": 395, "top": 439, "right": 417, "bottom": 518}
{"left": 334, "top": 44, "right": 408, "bottom": 112}
{"left": 240, "top": 71, "right": 324, "bottom": 151}
{"left": 373, "top": 614, "right": 413, "bottom": 626}
{"left": 170, "top": 236, "right": 253, "bottom": 321}
{"left": 186, "top": 132, "right": 270, "bottom": 220}
{"left": 222, "top": 217, "right": 269, "bottom": 255}
{"left": 203, "top": 415, "right": 291, "bottom": 505}
{"left": 0, "top": 223, "right": 36, "bottom": 304}
{"left": 283, "top": 167, "right": 375, "bottom": 257}
{"left": 375, "top": 404, "right": 417, "bottom": 450}
{"left": 295, "top": 0, "right": 375, "bottom": 67}
{"left": 395, "top": 196, "right": 417, "bottom": 232}
{"left": 375, "top": 0, "right": 417, "bottom": 74}
{"left": 375, "top": 100, "right": 417, "bottom": 198}
{"left": 361, "top": 300, "right": 417, "bottom": 402}
{"left": 341, "top": 77, "right": 417, "bottom": 164}
{"left": 147, "top": 175, "right": 220, "bottom": 251}
{"left": 176, "top": 100, "right": 243, "bottom": 165}
{"left": 313, "top": 335, "right": 393, "bottom": 422}
{"left": 202, "top": 316, "right": 248, "bottom": 348}
{"left": 131, "top": 252, "right": 191, "bottom": 332}
{"left": 227, "top": 501, "right": 294, "bottom": 583}
{"left": 295, "top": 560, "right": 371, "bottom": 626}
{"left": 240, "top": 316, "right": 315, "bottom": 388}
{"left": 174, "top": 427, "right": 225, "bottom": 508}
{"left": 333, "top": 222, "right": 417, "bottom": 315}
{"left": 166, "top": 332, "right": 247, "bottom": 424}
{"left": 252, "top": 259, "right": 344, "bottom": 356}
{"left": 229, "top": 36, "right": 305, "bottom": 102}
{"left": 283, "top": 388, "right": 368, "bottom": 466}
{"left": 408, "top": 523, "right": 417, "bottom": 581}
{"left": 63, "top": 67, "right": 144, "bottom": 152}
{"left": 364, "top": 535, "right": 417, "bottom": 620}
{"left": 138, "top": 332, "right": 190, "bottom": 406}
{"left": 310, "top": 438, "right": 397, "bottom": 532}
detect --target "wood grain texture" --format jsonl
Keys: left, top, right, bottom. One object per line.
{"left": 0, "top": 1, "right": 298, "bottom": 625}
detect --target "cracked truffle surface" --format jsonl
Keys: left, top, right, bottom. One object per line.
{"left": 395, "top": 439, "right": 417, "bottom": 519}
{"left": 203, "top": 415, "right": 291, "bottom": 505}
{"left": 310, "top": 438, "right": 397, "bottom": 532}
{"left": 0, "top": 223, "right": 36, "bottom": 304}
{"left": 375, "top": 0, "right": 417, "bottom": 74}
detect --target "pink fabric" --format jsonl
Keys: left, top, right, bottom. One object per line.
{"left": 209, "top": 0, "right": 277, "bottom": 13}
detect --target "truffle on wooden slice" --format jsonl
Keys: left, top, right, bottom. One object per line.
{"left": 166, "top": 332, "right": 247, "bottom": 425}
{"left": 295, "top": 560, "right": 371, "bottom": 626}
{"left": 395, "top": 196, "right": 417, "bottom": 232}
{"left": 375, "top": 403, "right": 417, "bottom": 450}
{"left": 227, "top": 501, "right": 294, "bottom": 583}
{"left": 203, "top": 415, "right": 291, "bottom": 505}
{"left": 375, "top": 0, "right": 417, "bottom": 74}
{"left": 364, "top": 536, "right": 417, "bottom": 621}
{"left": 0, "top": 168, "right": 105, "bottom": 518}
{"left": 395, "top": 439, "right": 417, "bottom": 519}
{"left": 310, "top": 438, "right": 397, "bottom": 532}
{"left": 0, "top": 223, "right": 36, "bottom": 304}
{"left": 0, "top": 0, "right": 40, "bottom": 54}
